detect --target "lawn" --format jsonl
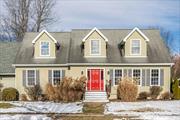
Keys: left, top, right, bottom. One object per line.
{"left": 0, "top": 103, "right": 14, "bottom": 109}
{"left": 0, "top": 101, "right": 179, "bottom": 120}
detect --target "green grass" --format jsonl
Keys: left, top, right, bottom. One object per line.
{"left": 83, "top": 103, "right": 104, "bottom": 114}
{"left": 0, "top": 103, "right": 14, "bottom": 108}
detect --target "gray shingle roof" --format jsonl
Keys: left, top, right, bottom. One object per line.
{"left": 69, "top": 29, "right": 172, "bottom": 63}
{"left": 0, "top": 42, "right": 20, "bottom": 74}
{"left": 14, "top": 32, "right": 71, "bottom": 65}
{"left": 12, "top": 29, "right": 172, "bottom": 66}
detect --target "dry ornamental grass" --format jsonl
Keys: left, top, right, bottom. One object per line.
{"left": 117, "top": 77, "right": 138, "bottom": 102}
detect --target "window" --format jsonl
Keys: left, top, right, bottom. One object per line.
{"left": 53, "top": 70, "right": 62, "bottom": 85}
{"left": 41, "top": 42, "right": 50, "bottom": 56}
{"left": 131, "top": 40, "right": 140, "bottom": 55}
{"left": 151, "top": 69, "right": 159, "bottom": 86}
{"left": 27, "top": 70, "right": 36, "bottom": 86}
{"left": 133, "top": 69, "right": 141, "bottom": 85}
{"left": 114, "top": 69, "right": 123, "bottom": 85}
{"left": 91, "top": 40, "right": 100, "bottom": 55}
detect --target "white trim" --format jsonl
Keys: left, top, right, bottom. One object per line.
{"left": 0, "top": 73, "right": 15, "bottom": 75}
{"left": 90, "top": 39, "right": 101, "bottom": 55}
{"left": 32, "top": 30, "right": 57, "bottom": 44}
{"left": 82, "top": 27, "right": 108, "bottom": 42}
{"left": 12, "top": 64, "right": 68, "bottom": 67}
{"left": 84, "top": 56, "right": 106, "bottom": 58}
{"left": 123, "top": 27, "right": 149, "bottom": 42}
{"left": 132, "top": 68, "right": 142, "bottom": 86}
{"left": 26, "top": 69, "right": 37, "bottom": 87}
{"left": 125, "top": 56, "right": 147, "bottom": 58}
{"left": 130, "top": 39, "right": 141, "bottom": 56}
{"left": 67, "top": 63, "right": 174, "bottom": 66}
{"left": 150, "top": 68, "right": 160, "bottom": 86}
{"left": 86, "top": 67, "right": 105, "bottom": 91}
{"left": 40, "top": 41, "right": 50, "bottom": 57}
{"left": 12, "top": 63, "right": 174, "bottom": 67}
{"left": 34, "top": 57, "right": 56, "bottom": 59}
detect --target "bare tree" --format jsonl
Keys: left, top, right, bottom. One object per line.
{"left": 0, "top": 0, "right": 56, "bottom": 41}
{"left": 31, "top": 0, "right": 55, "bottom": 32}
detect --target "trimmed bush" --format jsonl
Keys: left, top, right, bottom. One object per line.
{"left": 172, "top": 79, "right": 180, "bottom": 99}
{"left": 2, "top": 87, "right": 19, "bottom": 101}
{"left": 25, "top": 84, "right": 42, "bottom": 101}
{"left": 20, "top": 94, "right": 28, "bottom": 101}
{"left": 0, "top": 83, "right": 3, "bottom": 100}
{"left": 160, "top": 91, "right": 171, "bottom": 100}
{"left": 138, "top": 92, "right": 150, "bottom": 100}
{"left": 150, "top": 86, "right": 162, "bottom": 99}
{"left": 117, "top": 77, "right": 138, "bottom": 102}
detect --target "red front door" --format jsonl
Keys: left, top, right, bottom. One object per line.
{"left": 87, "top": 69, "right": 104, "bottom": 91}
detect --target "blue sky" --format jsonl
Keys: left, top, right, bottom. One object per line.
{"left": 0, "top": 0, "right": 180, "bottom": 53}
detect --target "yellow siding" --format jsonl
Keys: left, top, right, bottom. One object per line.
{"left": 125, "top": 30, "right": 147, "bottom": 57}
{"left": 0, "top": 76, "right": 15, "bottom": 89}
{"left": 84, "top": 31, "right": 106, "bottom": 57}
{"left": 15, "top": 66, "right": 171, "bottom": 99}
{"left": 34, "top": 33, "right": 56, "bottom": 58}
{"left": 15, "top": 67, "right": 68, "bottom": 94}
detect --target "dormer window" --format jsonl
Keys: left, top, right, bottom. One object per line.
{"left": 40, "top": 41, "right": 50, "bottom": 56}
{"left": 91, "top": 40, "right": 100, "bottom": 55}
{"left": 131, "top": 39, "right": 140, "bottom": 55}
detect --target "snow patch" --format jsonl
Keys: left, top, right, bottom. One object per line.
{"left": 0, "top": 101, "right": 83, "bottom": 114}
{"left": 105, "top": 100, "right": 180, "bottom": 120}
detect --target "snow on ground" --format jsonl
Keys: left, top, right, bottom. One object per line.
{"left": 0, "top": 101, "right": 83, "bottom": 113}
{"left": 0, "top": 115, "right": 51, "bottom": 120}
{"left": 105, "top": 100, "right": 180, "bottom": 120}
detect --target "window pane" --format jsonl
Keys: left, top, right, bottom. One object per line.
{"left": 41, "top": 42, "right": 49, "bottom": 55}
{"left": 132, "top": 40, "right": 140, "bottom": 54}
{"left": 91, "top": 40, "right": 99, "bottom": 54}
{"left": 114, "top": 69, "right": 122, "bottom": 85}
{"left": 133, "top": 69, "right": 141, "bottom": 85}
{"left": 151, "top": 69, "right": 159, "bottom": 85}
{"left": 53, "top": 70, "right": 61, "bottom": 85}
{"left": 27, "top": 70, "right": 35, "bottom": 86}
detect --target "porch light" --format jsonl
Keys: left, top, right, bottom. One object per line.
{"left": 107, "top": 70, "right": 109, "bottom": 75}
{"left": 81, "top": 70, "right": 84, "bottom": 75}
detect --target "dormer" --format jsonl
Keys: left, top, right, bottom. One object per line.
{"left": 32, "top": 30, "right": 57, "bottom": 59}
{"left": 82, "top": 27, "right": 108, "bottom": 57}
{"left": 123, "top": 27, "right": 149, "bottom": 57}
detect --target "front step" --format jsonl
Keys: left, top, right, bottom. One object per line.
{"left": 84, "top": 91, "right": 109, "bottom": 102}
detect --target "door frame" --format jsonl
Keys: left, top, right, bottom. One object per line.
{"left": 86, "top": 67, "right": 105, "bottom": 91}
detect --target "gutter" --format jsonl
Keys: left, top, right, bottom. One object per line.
{"left": 12, "top": 63, "right": 174, "bottom": 67}
{"left": 12, "top": 64, "right": 69, "bottom": 67}
{"left": 0, "top": 73, "right": 15, "bottom": 76}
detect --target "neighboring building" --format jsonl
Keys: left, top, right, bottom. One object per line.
{"left": 0, "top": 27, "right": 173, "bottom": 101}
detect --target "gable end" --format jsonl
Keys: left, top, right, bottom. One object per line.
{"left": 123, "top": 27, "right": 149, "bottom": 42}
{"left": 32, "top": 30, "right": 57, "bottom": 44}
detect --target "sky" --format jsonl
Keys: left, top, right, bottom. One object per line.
{"left": 0, "top": 0, "right": 180, "bottom": 53}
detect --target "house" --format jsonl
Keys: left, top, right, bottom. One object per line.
{"left": 0, "top": 27, "right": 173, "bottom": 101}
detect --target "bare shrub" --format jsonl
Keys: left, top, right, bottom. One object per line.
{"left": 160, "top": 91, "right": 171, "bottom": 100}
{"left": 45, "top": 76, "right": 87, "bottom": 102}
{"left": 150, "top": 86, "right": 162, "bottom": 99}
{"left": 45, "top": 83, "right": 57, "bottom": 101}
{"left": 138, "top": 92, "right": 150, "bottom": 100}
{"left": 20, "top": 94, "right": 28, "bottom": 101}
{"left": 25, "top": 84, "right": 42, "bottom": 101}
{"left": 117, "top": 77, "right": 138, "bottom": 102}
